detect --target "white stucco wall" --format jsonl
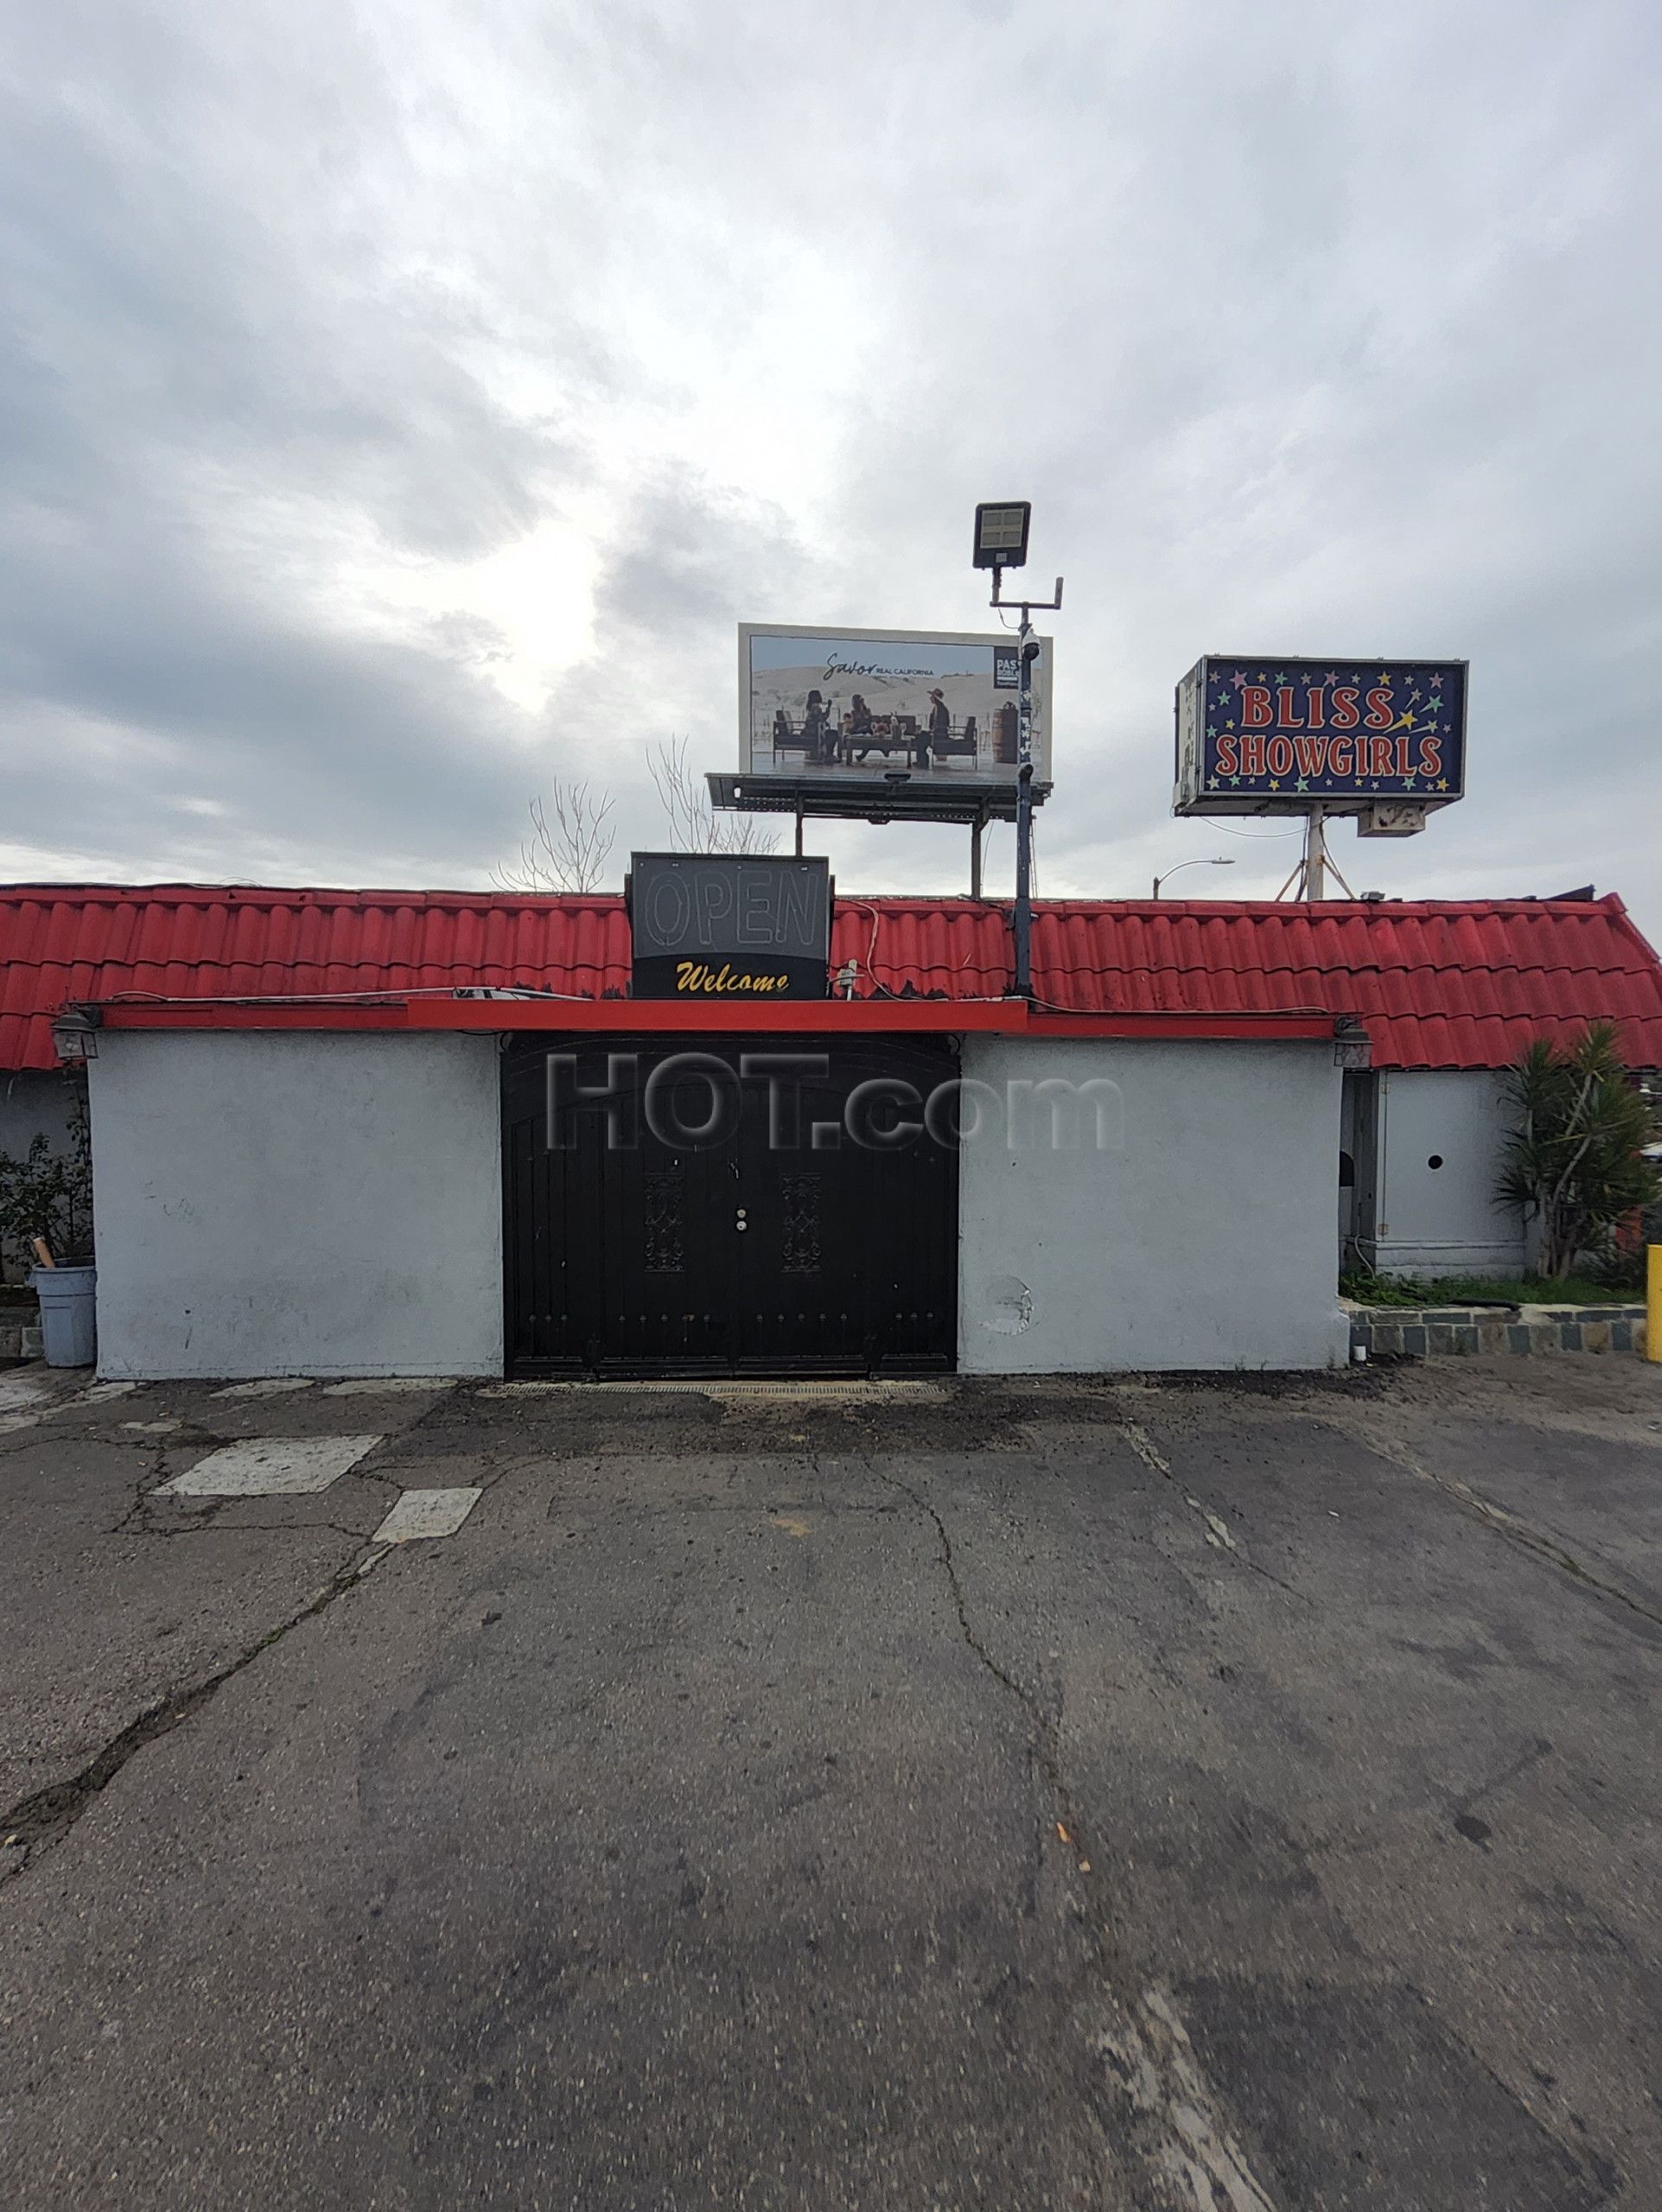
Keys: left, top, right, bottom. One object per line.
{"left": 89, "top": 1032, "right": 502, "bottom": 1379}
{"left": 957, "top": 1037, "right": 1350, "bottom": 1373}
{"left": 1371, "top": 1069, "right": 1527, "bottom": 1276}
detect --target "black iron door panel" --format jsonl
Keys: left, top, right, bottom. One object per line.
{"left": 502, "top": 1034, "right": 958, "bottom": 1376}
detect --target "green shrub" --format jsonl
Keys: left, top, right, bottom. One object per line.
{"left": 1495, "top": 1023, "right": 1659, "bottom": 1278}
{"left": 0, "top": 1084, "right": 93, "bottom": 1263}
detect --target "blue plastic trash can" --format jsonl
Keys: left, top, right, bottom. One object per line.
{"left": 29, "top": 1265, "right": 98, "bottom": 1368}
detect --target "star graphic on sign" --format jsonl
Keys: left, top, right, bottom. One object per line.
{"left": 1436, "top": 778, "right": 1449, "bottom": 790}
{"left": 1257, "top": 671, "right": 1268, "bottom": 683}
{"left": 1225, "top": 773, "right": 1239, "bottom": 785}
{"left": 1295, "top": 776, "right": 1309, "bottom": 791}
{"left": 1324, "top": 670, "right": 1339, "bottom": 683}
{"left": 1430, "top": 672, "right": 1443, "bottom": 689}
{"left": 1231, "top": 671, "right": 1247, "bottom": 690}
{"left": 1207, "top": 725, "right": 1217, "bottom": 738}
{"left": 1402, "top": 774, "right": 1417, "bottom": 790}
{"left": 1274, "top": 672, "right": 1286, "bottom": 685}
{"left": 1269, "top": 779, "right": 1281, "bottom": 791}
{"left": 1379, "top": 671, "right": 1391, "bottom": 684}
{"left": 1395, "top": 710, "right": 1416, "bottom": 728}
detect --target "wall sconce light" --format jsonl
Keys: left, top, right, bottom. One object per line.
{"left": 52, "top": 1006, "right": 101, "bottom": 1062}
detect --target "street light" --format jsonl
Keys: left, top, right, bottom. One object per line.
{"left": 972, "top": 502, "right": 1032, "bottom": 571}
{"left": 1151, "top": 857, "right": 1235, "bottom": 899}
{"left": 976, "top": 502, "right": 1062, "bottom": 999}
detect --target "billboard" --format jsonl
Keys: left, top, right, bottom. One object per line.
{"left": 627, "top": 853, "right": 831, "bottom": 1000}
{"left": 739, "top": 624, "right": 1053, "bottom": 790}
{"left": 1174, "top": 656, "right": 1467, "bottom": 817}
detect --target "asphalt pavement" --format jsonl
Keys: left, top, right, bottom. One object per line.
{"left": 1, "top": 1356, "right": 1659, "bottom": 2209}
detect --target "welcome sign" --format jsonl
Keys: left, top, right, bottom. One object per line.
{"left": 627, "top": 854, "right": 831, "bottom": 1001}
{"left": 1174, "top": 656, "right": 1468, "bottom": 817}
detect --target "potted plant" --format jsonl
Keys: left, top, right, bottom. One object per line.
{"left": 0, "top": 1086, "right": 96, "bottom": 1365}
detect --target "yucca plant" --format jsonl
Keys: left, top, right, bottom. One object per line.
{"left": 1496, "top": 1022, "right": 1660, "bottom": 1277}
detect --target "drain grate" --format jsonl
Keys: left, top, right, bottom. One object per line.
{"left": 481, "top": 1378, "right": 946, "bottom": 1402}
{"left": 710, "top": 1380, "right": 946, "bottom": 1401}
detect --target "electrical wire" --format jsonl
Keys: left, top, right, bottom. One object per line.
{"left": 837, "top": 899, "right": 883, "bottom": 992}
{"left": 56, "top": 983, "right": 601, "bottom": 1010}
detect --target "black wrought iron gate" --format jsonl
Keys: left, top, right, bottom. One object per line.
{"left": 502, "top": 1034, "right": 959, "bottom": 1376}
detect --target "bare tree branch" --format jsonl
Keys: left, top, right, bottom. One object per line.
{"left": 648, "top": 736, "right": 779, "bottom": 855}
{"left": 495, "top": 737, "right": 777, "bottom": 898}
{"left": 492, "top": 780, "right": 616, "bottom": 893}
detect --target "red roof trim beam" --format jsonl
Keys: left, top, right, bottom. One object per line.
{"left": 3, "top": 885, "right": 1661, "bottom": 1073}
{"left": 86, "top": 997, "right": 1340, "bottom": 1045}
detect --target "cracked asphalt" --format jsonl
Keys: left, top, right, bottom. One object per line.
{"left": 1, "top": 1357, "right": 1660, "bottom": 2209}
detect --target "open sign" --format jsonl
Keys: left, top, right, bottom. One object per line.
{"left": 627, "top": 854, "right": 831, "bottom": 1000}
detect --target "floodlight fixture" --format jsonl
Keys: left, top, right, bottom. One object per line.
{"left": 972, "top": 501, "right": 1031, "bottom": 571}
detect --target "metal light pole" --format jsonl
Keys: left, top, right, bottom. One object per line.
{"left": 973, "top": 503, "right": 1060, "bottom": 1000}
{"left": 1151, "top": 856, "right": 1235, "bottom": 899}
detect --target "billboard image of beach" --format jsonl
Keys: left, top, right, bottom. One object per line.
{"left": 739, "top": 625, "right": 1053, "bottom": 786}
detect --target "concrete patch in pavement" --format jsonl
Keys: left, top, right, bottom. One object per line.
{"left": 0, "top": 1375, "right": 137, "bottom": 1434}
{"left": 1177, "top": 1973, "right": 1612, "bottom": 2209}
{"left": 371, "top": 1487, "right": 481, "bottom": 1543}
{"left": 156, "top": 1435, "right": 384, "bottom": 1497}
{"left": 0, "top": 1370, "right": 55, "bottom": 1411}
{"left": 210, "top": 1377, "right": 316, "bottom": 1401}
{"left": 322, "top": 1376, "right": 457, "bottom": 1396}
{"left": 0, "top": 1372, "right": 57, "bottom": 1433}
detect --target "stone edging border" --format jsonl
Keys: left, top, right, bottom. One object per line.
{"left": 1347, "top": 1301, "right": 1647, "bottom": 1359}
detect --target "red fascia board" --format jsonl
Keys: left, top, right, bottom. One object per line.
{"left": 90, "top": 997, "right": 1339, "bottom": 1044}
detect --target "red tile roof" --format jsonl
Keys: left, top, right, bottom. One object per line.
{"left": 3, "top": 882, "right": 1660, "bottom": 1072}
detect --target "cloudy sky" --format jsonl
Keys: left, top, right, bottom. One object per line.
{"left": 3, "top": 0, "right": 1659, "bottom": 937}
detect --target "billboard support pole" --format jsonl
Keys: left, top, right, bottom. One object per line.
{"left": 970, "top": 810, "right": 984, "bottom": 901}
{"left": 991, "top": 569, "right": 1063, "bottom": 997}
{"left": 1304, "top": 805, "right": 1326, "bottom": 900}
{"left": 1277, "top": 804, "right": 1357, "bottom": 901}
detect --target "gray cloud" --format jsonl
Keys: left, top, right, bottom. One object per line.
{"left": 0, "top": 0, "right": 1658, "bottom": 938}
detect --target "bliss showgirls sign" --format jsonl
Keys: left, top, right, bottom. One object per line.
{"left": 1174, "top": 656, "right": 1468, "bottom": 817}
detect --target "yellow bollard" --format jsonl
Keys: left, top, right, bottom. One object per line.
{"left": 1650, "top": 1245, "right": 1662, "bottom": 1363}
